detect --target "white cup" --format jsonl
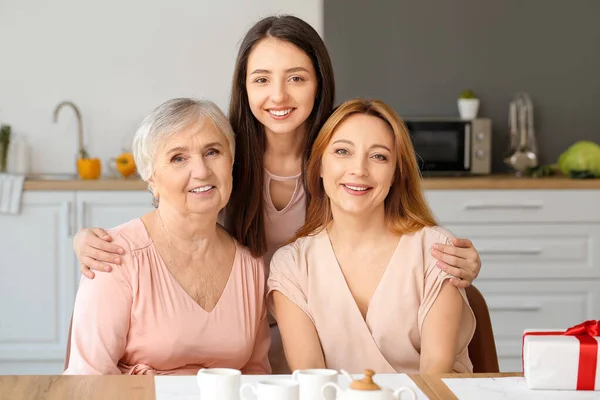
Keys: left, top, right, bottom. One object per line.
{"left": 196, "top": 368, "right": 241, "bottom": 400}
{"left": 292, "top": 369, "right": 338, "bottom": 400}
{"left": 240, "top": 379, "right": 299, "bottom": 400}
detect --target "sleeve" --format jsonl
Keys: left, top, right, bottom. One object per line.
{"left": 266, "top": 245, "right": 313, "bottom": 324}
{"left": 63, "top": 234, "right": 134, "bottom": 375}
{"left": 417, "top": 231, "right": 476, "bottom": 361}
{"left": 242, "top": 257, "right": 272, "bottom": 375}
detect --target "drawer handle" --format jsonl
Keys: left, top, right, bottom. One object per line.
{"left": 463, "top": 202, "right": 543, "bottom": 210}
{"left": 489, "top": 304, "right": 542, "bottom": 312}
{"left": 479, "top": 249, "right": 543, "bottom": 256}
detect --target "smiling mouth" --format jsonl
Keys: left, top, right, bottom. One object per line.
{"left": 267, "top": 108, "right": 295, "bottom": 117}
{"left": 343, "top": 184, "right": 371, "bottom": 192}
{"left": 189, "top": 185, "right": 214, "bottom": 194}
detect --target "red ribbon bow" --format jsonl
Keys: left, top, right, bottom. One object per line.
{"left": 523, "top": 320, "right": 599, "bottom": 391}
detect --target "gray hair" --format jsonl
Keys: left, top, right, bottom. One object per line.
{"left": 132, "top": 98, "right": 235, "bottom": 182}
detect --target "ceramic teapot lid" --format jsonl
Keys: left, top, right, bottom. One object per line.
{"left": 349, "top": 369, "right": 381, "bottom": 391}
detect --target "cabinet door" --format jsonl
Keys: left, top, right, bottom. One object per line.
{"left": 74, "top": 191, "right": 153, "bottom": 281}
{"left": 474, "top": 281, "right": 600, "bottom": 373}
{"left": 0, "top": 191, "right": 76, "bottom": 374}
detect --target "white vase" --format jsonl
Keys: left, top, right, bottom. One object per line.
{"left": 458, "top": 98, "right": 480, "bottom": 120}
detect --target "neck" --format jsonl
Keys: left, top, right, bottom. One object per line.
{"left": 148, "top": 204, "right": 220, "bottom": 255}
{"left": 328, "top": 206, "right": 389, "bottom": 249}
{"left": 264, "top": 126, "right": 305, "bottom": 175}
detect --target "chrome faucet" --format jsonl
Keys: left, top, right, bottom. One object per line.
{"left": 54, "top": 101, "right": 85, "bottom": 158}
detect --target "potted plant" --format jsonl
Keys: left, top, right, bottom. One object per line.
{"left": 458, "top": 89, "right": 480, "bottom": 120}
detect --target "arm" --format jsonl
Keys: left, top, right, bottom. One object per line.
{"left": 64, "top": 246, "right": 133, "bottom": 374}
{"left": 419, "top": 280, "right": 463, "bottom": 373}
{"left": 74, "top": 228, "right": 125, "bottom": 279}
{"left": 272, "top": 291, "right": 326, "bottom": 370}
{"left": 432, "top": 238, "right": 481, "bottom": 288}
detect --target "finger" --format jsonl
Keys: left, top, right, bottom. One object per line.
{"left": 90, "top": 227, "right": 112, "bottom": 241}
{"left": 435, "top": 260, "right": 475, "bottom": 281}
{"left": 82, "top": 256, "right": 113, "bottom": 272}
{"left": 450, "top": 277, "right": 471, "bottom": 288}
{"left": 81, "top": 263, "right": 95, "bottom": 279}
{"left": 452, "top": 237, "right": 473, "bottom": 248}
{"left": 432, "top": 244, "right": 464, "bottom": 258}
{"left": 431, "top": 249, "right": 463, "bottom": 268}
{"left": 90, "top": 235, "right": 124, "bottom": 255}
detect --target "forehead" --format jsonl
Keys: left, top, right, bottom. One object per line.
{"left": 161, "top": 119, "right": 227, "bottom": 149}
{"left": 247, "top": 37, "right": 314, "bottom": 71}
{"left": 330, "top": 114, "right": 395, "bottom": 145}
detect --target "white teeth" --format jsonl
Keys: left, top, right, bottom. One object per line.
{"left": 269, "top": 109, "right": 293, "bottom": 116}
{"left": 344, "top": 185, "right": 369, "bottom": 191}
{"left": 190, "top": 186, "right": 213, "bottom": 193}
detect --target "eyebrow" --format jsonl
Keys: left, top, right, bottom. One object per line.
{"left": 249, "top": 67, "right": 311, "bottom": 75}
{"left": 166, "top": 142, "right": 223, "bottom": 154}
{"left": 332, "top": 139, "right": 392, "bottom": 152}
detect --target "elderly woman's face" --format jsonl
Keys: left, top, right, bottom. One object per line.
{"left": 150, "top": 120, "right": 233, "bottom": 216}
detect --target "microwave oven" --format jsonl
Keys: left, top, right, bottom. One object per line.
{"left": 403, "top": 118, "right": 492, "bottom": 176}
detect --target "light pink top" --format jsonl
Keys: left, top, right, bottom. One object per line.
{"left": 263, "top": 169, "right": 306, "bottom": 271}
{"left": 267, "top": 226, "right": 476, "bottom": 374}
{"left": 64, "top": 219, "right": 271, "bottom": 375}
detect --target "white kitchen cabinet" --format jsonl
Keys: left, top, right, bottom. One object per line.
{"left": 426, "top": 189, "right": 600, "bottom": 372}
{"left": 0, "top": 191, "right": 76, "bottom": 374}
{"left": 0, "top": 190, "right": 153, "bottom": 375}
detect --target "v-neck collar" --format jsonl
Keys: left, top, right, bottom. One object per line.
{"left": 140, "top": 218, "right": 240, "bottom": 315}
{"left": 320, "top": 228, "right": 401, "bottom": 326}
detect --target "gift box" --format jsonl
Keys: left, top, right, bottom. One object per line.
{"left": 522, "top": 320, "right": 599, "bottom": 391}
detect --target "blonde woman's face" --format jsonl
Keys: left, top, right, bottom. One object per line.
{"left": 246, "top": 37, "right": 318, "bottom": 138}
{"left": 149, "top": 121, "right": 233, "bottom": 216}
{"left": 320, "top": 114, "right": 397, "bottom": 217}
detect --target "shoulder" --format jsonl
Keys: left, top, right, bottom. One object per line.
{"left": 409, "top": 225, "right": 456, "bottom": 247}
{"left": 105, "top": 218, "right": 152, "bottom": 253}
{"left": 271, "top": 232, "right": 321, "bottom": 265}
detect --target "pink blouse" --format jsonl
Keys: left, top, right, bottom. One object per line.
{"left": 64, "top": 218, "right": 271, "bottom": 375}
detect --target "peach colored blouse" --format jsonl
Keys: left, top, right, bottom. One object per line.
{"left": 267, "top": 226, "right": 476, "bottom": 374}
{"left": 64, "top": 219, "right": 271, "bottom": 375}
{"left": 263, "top": 169, "right": 306, "bottom": 271}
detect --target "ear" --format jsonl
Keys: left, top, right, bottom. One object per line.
{"left": 147, "top": 177, "right": 157, "bottom": 196}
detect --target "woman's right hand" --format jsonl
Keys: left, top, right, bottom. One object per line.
{"left": 74, "top": 228, "right": 125, "bottom": 279}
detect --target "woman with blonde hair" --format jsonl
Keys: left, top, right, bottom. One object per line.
{"left": 268, "top": 98, "right": 476, "bottom": 374}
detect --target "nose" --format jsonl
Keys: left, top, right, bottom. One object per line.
{"left": 349, "top": 155, "right": 369, "bottom": 177}
{"left": 190, "top": 156, "right": 212, "bottom": 179}
{"left": 270, "top": 80, "right": 288, "bottom": 104}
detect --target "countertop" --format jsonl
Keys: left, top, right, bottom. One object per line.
{"left": 22, "top": 175, "right": 600, "bottom": 191}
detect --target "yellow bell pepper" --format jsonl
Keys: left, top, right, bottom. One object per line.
{"left": 116, "top": 152, "right": 137, "bottom": 178}
{"left": 77, "top": 156, "right": 102, "bottom": 180}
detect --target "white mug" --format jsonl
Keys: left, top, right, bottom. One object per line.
{"left": 292, "top": 369, "right": 338, "bottom": 400}
{"left": 240, "top": 379, "right": 299, "bottom": 400}
{"left": 196, "top": 368, "right": 241, "bottom": 400}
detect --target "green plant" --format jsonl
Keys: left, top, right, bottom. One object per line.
{"left": 459, "top": 89, "right": 477, "bottom": 99}
{"left": 0, "top": 124, "right": 11, "bottom": 172}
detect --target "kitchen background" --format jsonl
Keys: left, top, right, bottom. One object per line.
{"left": 1, "top": 0, "right": 599, "bottom": 174}
{"left": 324, "top": 0, "right": 600, "bottom": 172}
{"left": 0, "top": 0, "right": 322, "bottom": 174}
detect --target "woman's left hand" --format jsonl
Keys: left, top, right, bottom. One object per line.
{"left": 431, "top": 238, "right": 481, "bottom": 288}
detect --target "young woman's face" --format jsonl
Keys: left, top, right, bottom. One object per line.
{"left": 246, "top": 38, "right": 318, "bottom": 138}
{"left": 320, "top": 114, "right": 397, "bottom": 218}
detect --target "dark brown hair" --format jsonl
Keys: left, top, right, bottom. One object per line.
{"left": 227, "top": 15, "right": 336, "bottom": 257}
{"left": 294, "top": 98, "right": 437, "bottom": 240}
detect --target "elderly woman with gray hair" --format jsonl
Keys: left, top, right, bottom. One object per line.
{"left": 64, "top": 98, "right": 271, "bottom": 375}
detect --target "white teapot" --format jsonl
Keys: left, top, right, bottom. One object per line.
{"left": 322, "top": 369, "right": 416, "bottom": 400}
